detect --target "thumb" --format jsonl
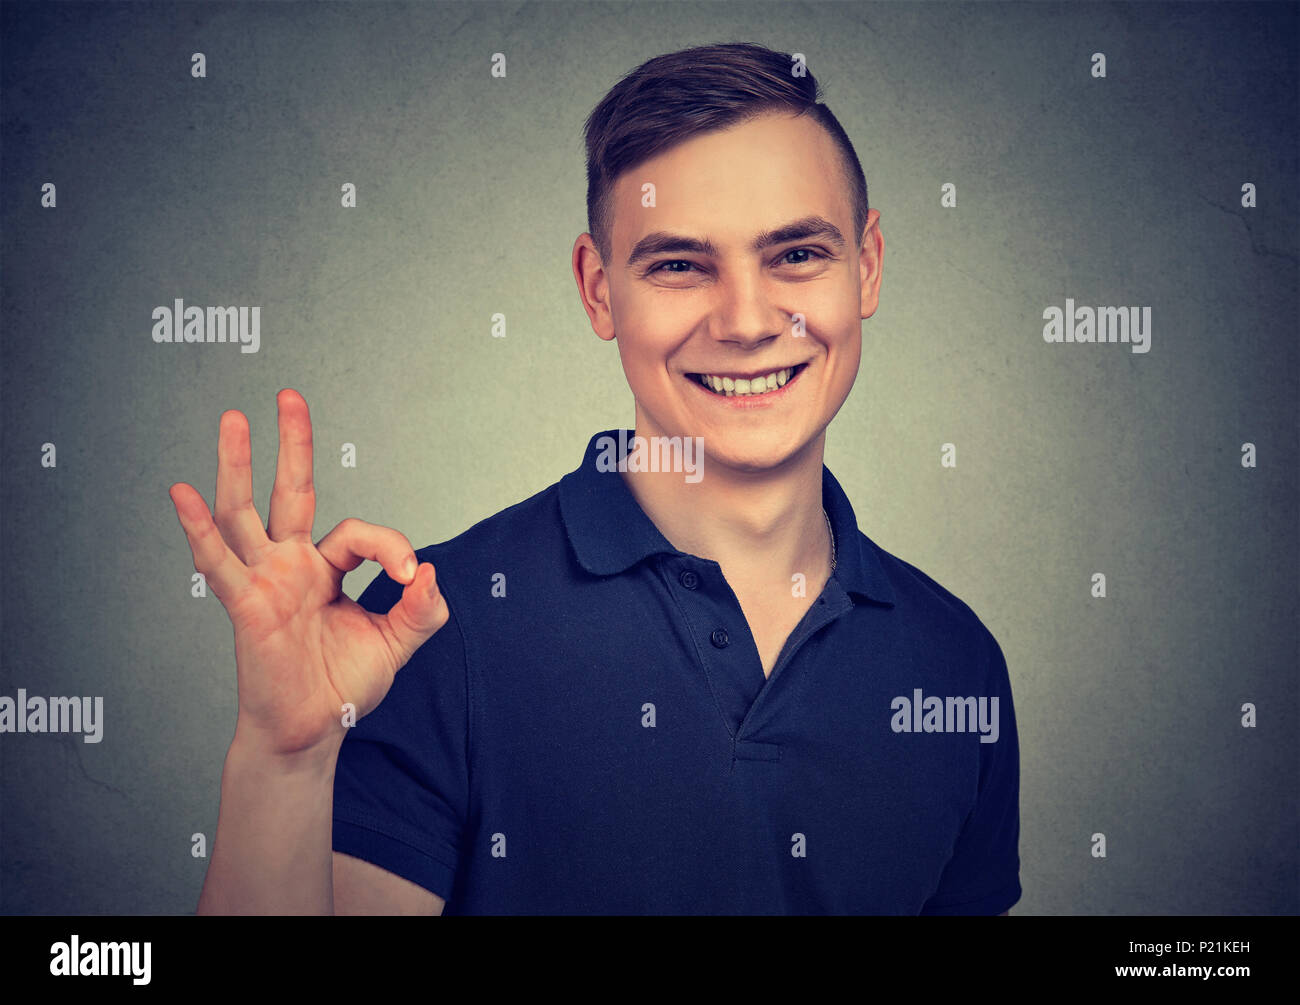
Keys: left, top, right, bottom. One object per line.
{"left": 379, "top": 562, "right": 450, "bottom": 669}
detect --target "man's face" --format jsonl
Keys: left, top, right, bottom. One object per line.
{"left": 574, "top": 110, "right": 883, "bottom": 475}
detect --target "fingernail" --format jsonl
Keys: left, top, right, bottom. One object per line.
{"left": 403, "top": 556, "right": 417, "bottom": 581}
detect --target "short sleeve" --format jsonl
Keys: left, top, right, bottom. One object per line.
{"left": 331, "top": 558, "right": 469, "bottom": 903}
{"left": 920, "top": 626, "right": 1021, "bottom": 916}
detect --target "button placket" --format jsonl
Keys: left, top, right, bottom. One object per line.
{"left": 736, "top": 579, "right": 855, "bottom": 738}
{"left": 662, "top": 557, "right": 765, "bottom": 738}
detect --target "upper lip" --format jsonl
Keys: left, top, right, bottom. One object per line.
{"left": 686, "top": 362, "right": 808, "bottom": 380}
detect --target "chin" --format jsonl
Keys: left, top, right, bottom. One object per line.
{"left": 698, "top": 428, "right": 812, "bottom": 475}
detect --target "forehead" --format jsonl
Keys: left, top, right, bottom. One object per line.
{"left": 608, "top": 112, "right": 849, "bottom": 256}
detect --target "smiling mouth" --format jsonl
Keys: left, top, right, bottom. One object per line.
{"left": 687, "top": 363, "right": 809, "bottom": 397}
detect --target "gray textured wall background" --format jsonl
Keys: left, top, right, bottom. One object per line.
{"left": 1, "top": 0, "right": 1295, "bottom": 914}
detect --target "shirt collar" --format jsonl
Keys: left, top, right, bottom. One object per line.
{"left": 558, "top": 429, "right": 897, "bottom": 607}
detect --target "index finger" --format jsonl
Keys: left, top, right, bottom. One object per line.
{"left": 169, "top": 482, "right": 253, "bottom": 601}
{"left": 267, "top": 388, "right": 316, "bottom": 541}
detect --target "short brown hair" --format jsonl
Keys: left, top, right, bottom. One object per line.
{"left": 583, "top": 42, "right": 870, "bottom": 264}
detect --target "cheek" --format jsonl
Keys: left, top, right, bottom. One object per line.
{"left": 831, "top": 333, "right": 863, "bottom": 402}
{"left": 614, "top": 300, "right": 692, "bottom": 377}
{"left": 780, "top": 275, "right": 853, "bottom": 339}
{"left": 614, "top": 329, "right": 674, "bottom": 397}
{"left": 806, "top": 278, "right": 862, "bottom": 333}
{"left": 839, "top": 333, "right": 863, "bottom": 377}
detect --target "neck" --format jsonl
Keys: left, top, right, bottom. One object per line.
{"left": 618, "top": 418, "right": 832, "bottom": 596}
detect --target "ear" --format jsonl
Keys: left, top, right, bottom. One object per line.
{"left": 858, "top": 208, "right": 883, "bottom": 320}
{"left": 573, "top": 233, "right": 617, "bottom": 342}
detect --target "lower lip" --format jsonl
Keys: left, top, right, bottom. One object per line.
{"left": 685, "top": 365, "right": 808, "bottom": 408}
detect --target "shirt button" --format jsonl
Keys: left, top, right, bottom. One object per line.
{"left": 679, "top": 569, "right": 699, "bottom": 590}
{"left": 710, "top": 628, "right": 729, "bottom": 648}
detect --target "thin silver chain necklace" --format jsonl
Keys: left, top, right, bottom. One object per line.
{"left": 822, "top": 507, "right": 837, "bottom": 572}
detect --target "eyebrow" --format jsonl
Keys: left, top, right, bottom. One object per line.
{"left": 625, "top": 215, "right": 847, "bottom": 269}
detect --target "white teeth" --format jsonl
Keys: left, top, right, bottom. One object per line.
{"left": 696, "top": 366, "right": 798, "bottom": 396}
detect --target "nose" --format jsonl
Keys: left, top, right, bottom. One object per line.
{"left": 707, "top": 269, "right": 788, "bottom": 349}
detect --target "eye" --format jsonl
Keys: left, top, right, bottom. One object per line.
{"left": 646, "top": 249, "right": 829, "bottom": 278}
{"left": 781, "top": 247, "right": 827, "bottom": 265}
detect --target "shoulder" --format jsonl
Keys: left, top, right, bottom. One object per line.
{"left": 402, "top": 478, "right": 577, "bottom": 627}
{"left": 417, "top": 480, "right": 564, "bottom": 571}
{"left": 860, "top": 532, "right": 1004, "bottom": 674}
{"left": 356, "top": 478, "right": 566, "bottom": 617}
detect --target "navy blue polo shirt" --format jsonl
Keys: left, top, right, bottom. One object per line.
{"left": 332, "top": 429, "right": 1021, "bottom": 914}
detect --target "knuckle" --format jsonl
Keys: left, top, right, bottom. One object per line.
{"left": 193, "top": 519, "right": 220, "bottom": 551}
{"left": 375, "top": 622, "right": 404, "bottom": 675}
{"left": 387, "top": 599, "right": 411, "bottom": 634}
{"left": 272, "top": 481, "right": 315, "bottom": 498}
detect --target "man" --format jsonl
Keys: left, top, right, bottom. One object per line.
{"left": 172, "top": 42, "right": 1020, "bottom": 915}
